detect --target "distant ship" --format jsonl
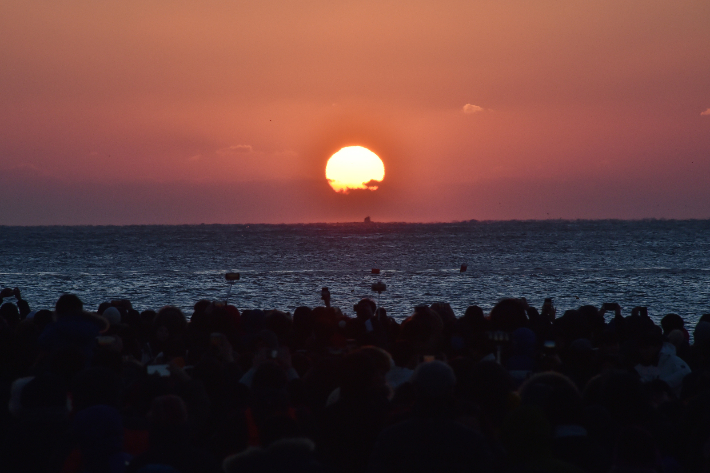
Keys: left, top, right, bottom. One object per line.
{"left": 364, "top": 216, "right": 371, "bottom": 223}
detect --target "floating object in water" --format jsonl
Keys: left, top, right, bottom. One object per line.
{"left": 372, "top": 268, "right": 380, "bottom": 274}
{"left": 371, "top": 281, "right": 386, "bottom": 293}
{"left": 460, "top": 264, "right": 467, "bottom": 273}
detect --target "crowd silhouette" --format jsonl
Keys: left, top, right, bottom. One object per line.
{"left": 1, "top": 286, "right": 709, "bottom": 472}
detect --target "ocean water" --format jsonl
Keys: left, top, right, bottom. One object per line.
{"left": 1, "top": 220, "right": 709, "bottom": 327}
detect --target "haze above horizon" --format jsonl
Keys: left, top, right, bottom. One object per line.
{"left": 1, "top": 0, "right": 709, "bottom": 225}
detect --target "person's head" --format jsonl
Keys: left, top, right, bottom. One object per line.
{"left": 461, "top": 305, "right": 485, "bottom": 326}
{"left": 411, "top": 360, "right": 456, "bottom": 402}
{"left": 353, "top": 299, "right": 376, "bottom": 320}
{"left": 358, "top": 346, "right": 392, "bottom": 378}
{"left": 637, "top": 325, "right": 664, "bottom": 366}
{"left": 519, "top": 372, "right": 583, "bottom": 427}
{"left": 266, "top": 310, "right": 293, "bottom": 347}
{"left": 154, "top": 306, "right": 187, "bottom": 342}
{"left": 661, "top": 313, "right": 684, "bottom": 335}
{"left": 97, "top": 302, "right": 112, "bottom": 315}
{"left": 490, "top": 298, "right": 528, "bottom": 333}
{"left": 430, "top": 302, "right": 456, "bottom": 325}
{"left": 32, "top": 309, "right": 54, "bottom": 330}
{"left": 101, "top": 306, "right": 122, "bottom": 326}
{"left": 56, "top": 293, "right": 84, "bottom": 316}
{"left": 400, "top": 306, "right": 444, "bottom": 353}
{"left": 694, "top": 321, "right": 710, "bottom": 347}
{"left": 0, "top": 303, "right": 20, "bottom": 327}
{"left": 292, "top": 306, "right": 314, "bottom": 335}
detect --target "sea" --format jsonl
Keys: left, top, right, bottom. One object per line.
{"left": 1, "top": 220, "right": 709, "bottom": 328}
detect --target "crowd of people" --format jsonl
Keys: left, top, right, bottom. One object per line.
{"left": 1, "top": 285, "right": 710, "bottom": 473}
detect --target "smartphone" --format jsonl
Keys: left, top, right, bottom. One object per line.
{"left": 225, "top": 272, "right": 240, "bottom": 281}
{"left": 423, "top": 355, "right": 436, "bottom": 363}
{"left": 147, "top": 364, "right": 170, "bottom": 377}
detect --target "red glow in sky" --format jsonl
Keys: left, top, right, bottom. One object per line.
{"left": 1, "top": 0, "right": 709, "bottom": 224}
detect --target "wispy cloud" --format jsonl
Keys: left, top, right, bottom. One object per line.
{"left": 216, "top": 144, "right": 253, "bottom": 155}
{"left": 701, "top": 108, "right": 710, "bottom": 116}
{"left": 463, "top": 104, "right": 484, "bottom": 114}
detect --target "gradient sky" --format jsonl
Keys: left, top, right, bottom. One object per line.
{"left": 1, "top": 0, "right": 709, "bottom": 224}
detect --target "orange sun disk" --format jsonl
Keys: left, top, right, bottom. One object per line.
{"left": 325, "top": 146, "right": 385, "bottom": 193}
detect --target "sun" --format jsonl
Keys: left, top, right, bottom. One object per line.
{"left": 325, "top": 146, "right": 385, "bottom": 193}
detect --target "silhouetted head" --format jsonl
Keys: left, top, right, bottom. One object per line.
{"left": 637, "top": 325, "right": 664, "bottom": 365}
{"left": 101, "top": 307, "right": 122, "bottom": 326}
{"left": 694, "top": 321, "right": 710, "bottom": 346}
{"left": 462, "top": 305, "right": 485, "bottom": 324}
{"left": 293, "top": 306, "right": 314, "bottom": 333}
{"left": 154, "top": 306, "right": 187, "bottom": 341}
{"left": 56, "top": 293, "right": 84, "bottom": 316}
{"left": 660, "top": 313, "right": 684, "bottom": 335}
{"left": 411, "top": 360, "right": 455, "bottom": 401}
{"left": 0, "top": 303, "right": 20, "bottom": 327}
{"left": 97, "top": 302, "right": 112, "bottom": 315}
{"left": 490, "top": 298, "right": 527, "bottom": 333}
{"left": 519, "top": 372, "right": 582, "bottom": 427}
{"left": 353, "top": 299, "right": 376, "bottom": 320}
{"left": 266, "top": 310, "right": 293, "bottom": 347}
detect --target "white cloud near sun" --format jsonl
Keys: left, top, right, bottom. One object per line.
{"left": 463, "top": 104, "right": 484, "bottom": 114}
{"left": 701, "top": 108, "right": 710, "bottom": 116}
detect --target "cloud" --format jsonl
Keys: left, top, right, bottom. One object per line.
{"left": 462, "top": 104, "right": 484, "bottom": 114}
{"left": 216, "top": 144, "right": 253, "bottom": 155}
{"left": 701, "top": 108, "right": 710, "bottom": 116}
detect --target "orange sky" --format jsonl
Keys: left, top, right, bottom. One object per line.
{"left": 1, "top": 0, "right": 709, "bottom": 224}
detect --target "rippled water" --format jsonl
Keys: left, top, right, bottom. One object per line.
{"left": 1, "top": 221, "right": 709, "bottom": 326}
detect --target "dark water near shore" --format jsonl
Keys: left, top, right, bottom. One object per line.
{"left": 1, "top": 221, "right": 709, "bottom": 326}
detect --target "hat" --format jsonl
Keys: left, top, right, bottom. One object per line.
{"left": 102, "top": 307, "right": 121, "bottom": 326}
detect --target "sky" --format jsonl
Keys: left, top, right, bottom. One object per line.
{"left": 1, "top": 0, "right": 709, "bottom": 224}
